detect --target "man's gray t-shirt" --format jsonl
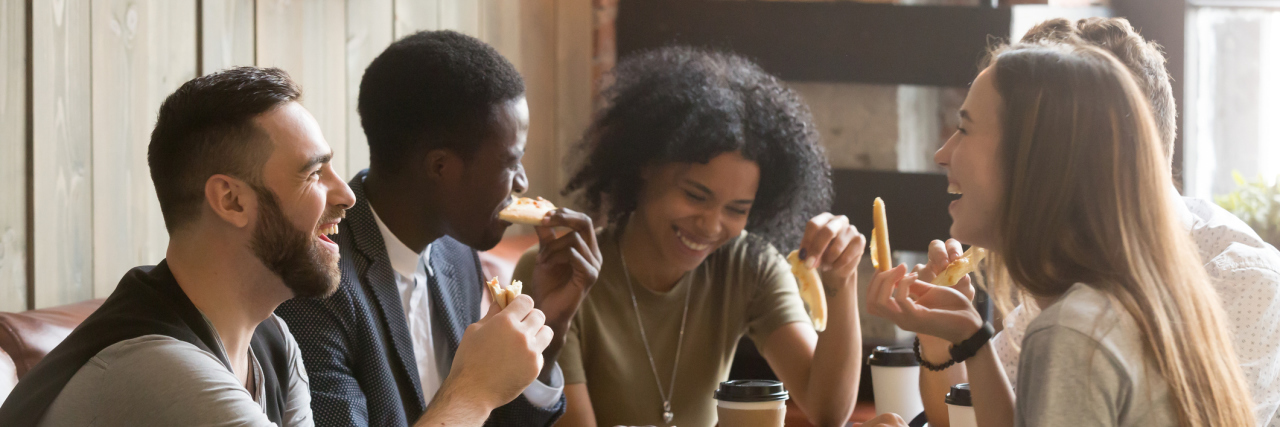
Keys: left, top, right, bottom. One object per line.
{"left": 38, "top": 315, "right": 313, "bottom": 427}
{"left": 1015, "top": 283, "right": 1177, "bottom": 427}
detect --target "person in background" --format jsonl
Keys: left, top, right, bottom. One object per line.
{"left": 0, "top": 67, "right": 351, "bottom": 426}
{"left": 275, "top": 30, "right": 600, "bottom": 427}
{"left": 913, "top": 18, "right": 1280, "bottom": 427}
{"left": 869, "top": 39, "right": 1259, "bottom": 427}
{"left": 515, "top": 47, "right": 866, "bottom": 427}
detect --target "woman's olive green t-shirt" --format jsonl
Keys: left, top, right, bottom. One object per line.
{"left": 513, "top": 227, "right": 812, "bottom": 427}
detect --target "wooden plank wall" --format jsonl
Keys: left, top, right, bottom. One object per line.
{"left": 2, "top": 0, "right": 597, "bottom": 310}
{"left": 201, "top": 0, "right": 255, "bottom": 74}
{"left": 91, "top": 0, "right": 198, "bottom": 297}
{"left": 32, "top": 0, "right": 93, "bottom": 309}
{"left": 0, "top": 0, "right": 28, "bottom": 312}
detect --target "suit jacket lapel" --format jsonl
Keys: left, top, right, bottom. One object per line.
{"left": 428, "top": 244, "right": 472, "bottom": 354}
{"left": 345, "top": 172, "right": 427, "bottom": 409}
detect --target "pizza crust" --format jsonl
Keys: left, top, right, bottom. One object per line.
{"left": 788, "top": 250, "right": 828, "bottom": 332}
{"left": 871, "top": 197, "right": 892, "bottom": 272}
{"left": 932, "top": 247, "right": 987, "bottom": 287}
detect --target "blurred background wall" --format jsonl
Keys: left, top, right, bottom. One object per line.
{"left": 2, "top": 0, "right": 1277, "bottom": 320}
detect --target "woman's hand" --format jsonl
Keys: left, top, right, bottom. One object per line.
{"left": 799, "top": 213, "right": 866, "bottom": 293}
{"left": 912, "top": 239, "right": 975, "bottom": 300}
{"left": 867, "top": 264, "right": 983, "bottom": 345}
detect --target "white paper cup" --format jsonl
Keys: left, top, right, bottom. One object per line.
{"left": 714, "top": 380, "right": 788, "bottom": 427}
{"left": 868, "top": 346, "right": 924, "bottom": 419}
{"left": 946, "top": 383, "right": 977, "bottom": 427}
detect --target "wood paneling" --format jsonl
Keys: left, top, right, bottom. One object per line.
{"left": 519, "top": 0, "right": 560, "bottom": 206}
{"left": 256, "top": 0, "right": 349, "bottom": 176}
{"left": 480, "top": 0, "right": 523, "bottom": 71}
{"left": 200, "top": 0, "right": 255, "bottom": 74}
{"left": 5, "top": 0, "right": 597, "bottom": 309}
{"left": 345, "top": 0, "right": 394, "bottom": 176}
{"left": 0, "top": 0, "right": 27, "bottom": 311}
{"left": 32, "top": 0, "right": 93, "bottom": 308}
{"left": 394, "top": 0, "right": 440, "bottom": 39}
{"left": 91, "top": 0, "right": 197, "bottom": 297}
{"left": 439, "top": 0, "right": 481, "bottom": 36}
{"left": 555, "top": 0, "right": 594, "bottom": 195}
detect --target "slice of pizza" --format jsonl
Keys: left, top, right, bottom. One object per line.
{"left": 485, "top": 277, "right": 525, "bottom": 310}
{"left": 787, "top": 250, "right": 828, "bottom": 332}
{"left": 932, "top": 247, "right": 987, "bottom": 287}
{"left": 499, "top": 197, "right": 557, "bottom": 225}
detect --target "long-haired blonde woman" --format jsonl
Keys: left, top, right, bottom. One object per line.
{"left": 866, "top": 41, "right": 1257, "bottom": 427}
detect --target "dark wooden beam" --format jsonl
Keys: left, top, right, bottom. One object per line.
{"left": 830, "top": 169, "right": 954, "bottom": 254}
{"left": 617, "top": 0, "right": 1010, "bottom": 87}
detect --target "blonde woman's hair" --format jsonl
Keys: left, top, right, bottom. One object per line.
{"left": 980, "top": 42, "right": 1256, "bottom": 427}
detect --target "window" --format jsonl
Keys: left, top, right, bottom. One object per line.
{"left": 1185, "top": 4, "right": 1280, "bottom": 198}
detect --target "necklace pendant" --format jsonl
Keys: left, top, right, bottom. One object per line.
{"left": 663, "top": 410, "right": 674, "bottom": 424}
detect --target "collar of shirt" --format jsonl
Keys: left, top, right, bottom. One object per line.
{"left": 198, "top": 312, "right": 267, "bottom": 409}
{"left": 369, "top": 204, "right": 433, "bottom": 278}
{"left": 1168, "top": 183, "right": 1196, "bottom": 230}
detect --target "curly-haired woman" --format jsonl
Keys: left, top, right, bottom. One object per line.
{"left": 513, "top": 47, "right": 869, "bottom": 427}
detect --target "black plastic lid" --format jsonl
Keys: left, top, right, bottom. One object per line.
{"left": 867, "top": 346, "right": 919, "bottom": 367}
{"left": 945, "top": 383, "right": 972, "bottom": 406}
{"left": 713, "top": 380, "right": 789, "bottom": 402}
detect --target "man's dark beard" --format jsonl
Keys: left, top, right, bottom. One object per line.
{"left": 249, "top": 185, "right": 341, "bottom": 298}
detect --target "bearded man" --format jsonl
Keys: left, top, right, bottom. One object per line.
{"left": 0, "top": 67, "right": 354, "bottom": 426}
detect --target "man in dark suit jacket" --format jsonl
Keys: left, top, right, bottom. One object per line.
{"left": 276, "top": 30, "right": 601, "bottom": 427}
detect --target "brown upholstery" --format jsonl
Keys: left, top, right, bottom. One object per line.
{"left": 0, "top": 299, "right": 105, "bottom": 379}
{"left": 0, "top": 346, "right": 16, "bottom": 403}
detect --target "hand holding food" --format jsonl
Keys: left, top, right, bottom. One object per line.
{"left": 866, "top": 265, "right": 983, "bottom": 345}
{"left": 486, "top": 277, "right": 524, "bottom": 310}
{"left": 788, "top": 250, "right": 828, "bottom": 332}
{"left": 870, "top": 198, "right": 892, "bottom": 272}
{"left": 932, "top": 246, "right": 986, "bottom": 287}
{"left": 499, "top": 196, "right": 557, "bottom": 225}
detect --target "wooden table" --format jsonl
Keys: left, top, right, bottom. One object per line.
{"left": 784, "top": 400, "right": 877, "bottom": 426}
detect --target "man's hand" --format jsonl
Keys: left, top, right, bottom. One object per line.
{"left": 867, "top": 264, "right": 983, "bottom": 345}
{"left": 798, "top": 213, "right": 866, "bottom": 293}
{"left": 528, "top": 208, "right": 600, "bottom": 344}
{"left": 433, "top": 295, "right": 554, "bottom": 417}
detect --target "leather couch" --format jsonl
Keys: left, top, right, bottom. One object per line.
{"left": 0, "top": 298, "right": 105, "bottom": 403}
{"left": 0, "top": 235, "right": 540, "bottom": 403}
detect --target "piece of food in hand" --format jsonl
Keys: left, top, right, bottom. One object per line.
{"left": 498, "top": 197, "right": 557, "bottom": 225}
{"left": 788, "top": 250, "right": 828, "bottom": 332}
{"left": 486, "top": 277, "right": 504, "bottom": 308}
{"left": 931, "top": 247, "right": 987, "bottom": 287}
{"left": 486, "top": 277, "right": 525, "bottom": 310}
{"left": 870, "top": 197, "right": 892, "bottom": 272}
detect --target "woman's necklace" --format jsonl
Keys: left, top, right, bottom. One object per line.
{"left": 618, "top": 233, "right": 692, "bottom": 425}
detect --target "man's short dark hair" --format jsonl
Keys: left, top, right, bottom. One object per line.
{"left": 148, "top": 66, "right": 301, "bottom": 232}
{"left": 1022, "top": 17, "right": 1177, "bottom": 161}
{"left": 357, "top": 30, "right": 525, "bottom": 174}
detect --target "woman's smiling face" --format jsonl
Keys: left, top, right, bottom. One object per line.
{"left": 935, "top": 66, "right": 1006, "bottom": 249}
{"left": 632, "top": 151, "right": 760, "bottom": 274}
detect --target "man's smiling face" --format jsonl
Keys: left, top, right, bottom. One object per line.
{"left": 250, "top": 102, "right": 356, "bottom": 297}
